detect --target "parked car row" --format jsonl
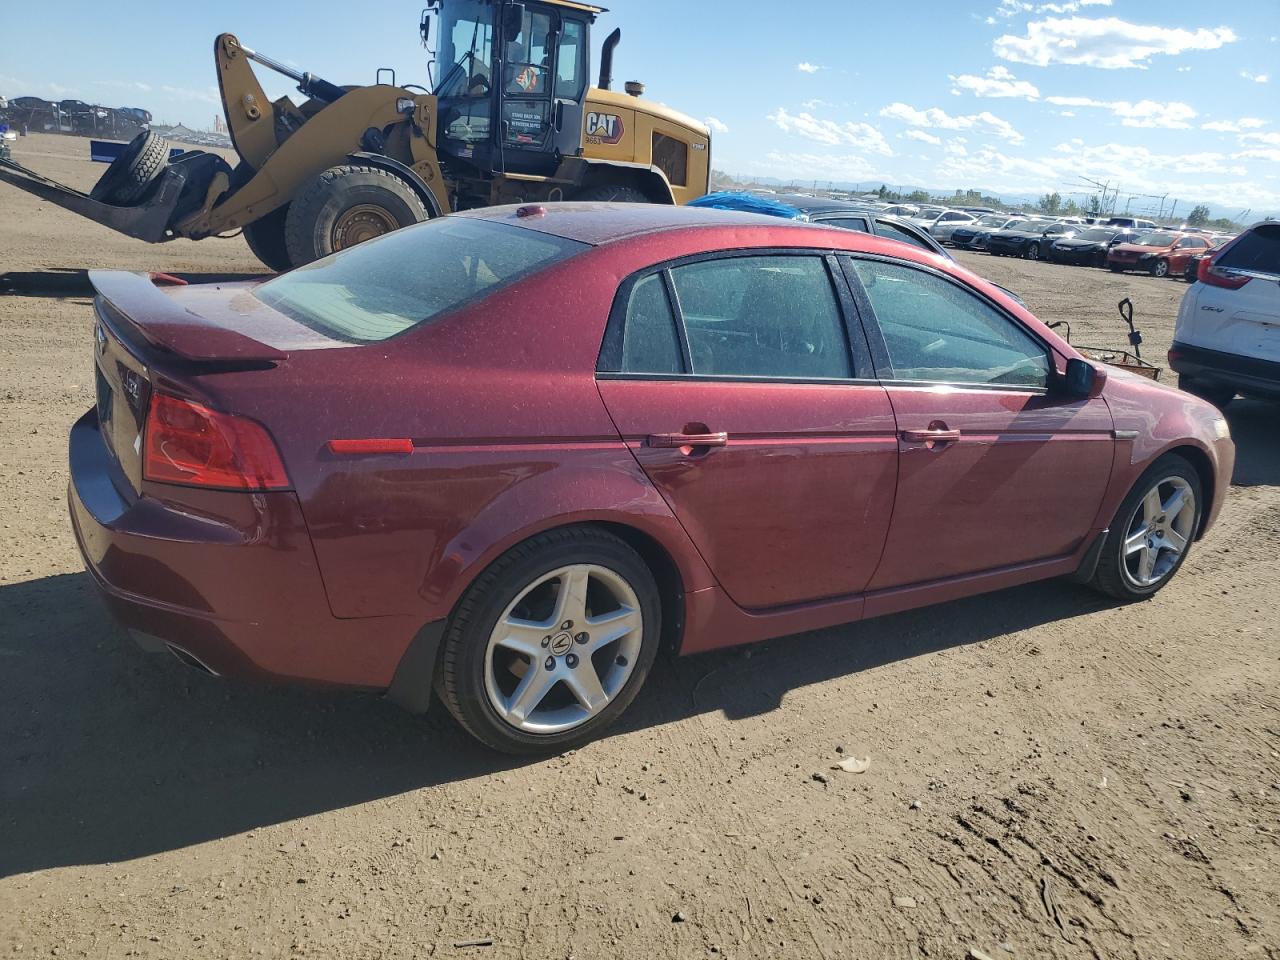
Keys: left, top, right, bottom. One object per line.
{"left": 0, "top": 95, "right": 150, "bottom": 140}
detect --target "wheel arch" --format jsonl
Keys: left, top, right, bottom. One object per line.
{"left": 578, "top": 159, "right": 676, "bottom": 204}
{"left": 1165, "top": 443, "right": 1216, "bottom": 539}
{"left": 345, "top": 151, "right": 444, "bottom": 218}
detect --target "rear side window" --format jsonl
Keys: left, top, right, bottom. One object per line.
{"left": 819, "top": 217, "right": 871, "bottom": 233}
{"left": 670, "top": 256, "right": 852, "bottom": 379}
{"left": 1217, "top": 224, "right": 1280, "bottom": 273}
{"left": 849, "top": 259, "right": 1049, "bottom": 388}
{"left": 876, "top": 221, "right": 932, "bottom": 251}
{"left": 621, "top": 274, "right": 683, "bottom": 374}
{"left": 254, "top": 218, "right": 586, "bottom": 342}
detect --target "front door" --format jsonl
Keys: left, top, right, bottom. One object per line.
{"left": 843, "top": 257, "right": 1115, "bottom": 590}
{"left": 597, "top": 253, "right": 899, "bottom": 609}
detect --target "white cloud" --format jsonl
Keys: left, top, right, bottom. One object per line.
{"left": 904, "top": 129, "right": 942, "bottom": 146}
{"left": 1242, "top": 131, "right": 1280, "bottom": 147}
{"left": 756, "top": 150, "right": 883, "bottom": 181}
{"left": 800, "top": 99, "right": 828, "bottom": 110}
{"left": 1235, "top": 148, "right": 1280, "bottom": 163}
{"left": 92, "top": 79, "right": 154, "bottom": 94}
{"left": 1044, "top": 96, "right": 1196, "bottom": 128}
{"left": 949, "top": 65, "right": 1040, "bottom": 99}
{"left": 796, "top": 62, "right": 821, "bottom": 74}
{"left": 945, "top": 139, "right": 969, "bottom": 157}
{"left": 1241, "top": 71, "right": 1270, "bottom": 83}
{"left": 879, "top": 102, "right": 1024, "bottom": 144}
{"left": 767, "top": 108, "right": 893, "bottom": 155}
{"left": 1201, "top": 117, "right": 1267, "bottom": 133}
{"left": 159, "top": 84, "right": 221, "bottom": 105}
{"left": 704, "top": 116, "right": 729, "bottom": 134}
{"left": 995, "top": 17, "right": 1237, "bottom": 69}
{"left": 1176, "top": 65, "right": 1192, "bottom": 73}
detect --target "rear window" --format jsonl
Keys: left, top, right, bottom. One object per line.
{"left": 254, "top": 218, "right": 587, "bottom": 342}
{"left": 1216, "top": 224, "right": 1280, "bottom": 274}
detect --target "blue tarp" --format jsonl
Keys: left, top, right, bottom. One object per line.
{"left": 687, "top": 191, "right": 805, "bottom": 220}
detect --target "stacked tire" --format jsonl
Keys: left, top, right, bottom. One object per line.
{"left": 89, "top": 131, "right": 170, "bottom": 206}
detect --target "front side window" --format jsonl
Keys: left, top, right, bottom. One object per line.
{"left": 254, "top": 218, "right": 586, "bottom": 343}
{"left": 849, "top": 259, "right": 1050, "bottom": 388}
{"left": 670, "top": 256, "right": 852, "bottom": 379}
{"left": 503, "top": 10, "right": 553, "bottom": 95}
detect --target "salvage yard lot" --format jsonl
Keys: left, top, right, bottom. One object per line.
{"left": 2, "top": 135, "right": 1278, "bottom": 959}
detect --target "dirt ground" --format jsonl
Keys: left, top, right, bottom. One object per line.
{"left": 2, "top": 133, "right": 1278, "bottom": 959}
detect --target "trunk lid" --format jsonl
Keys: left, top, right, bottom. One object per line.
{"left": 88, "top": 271, "right": 347, "bottom": 494}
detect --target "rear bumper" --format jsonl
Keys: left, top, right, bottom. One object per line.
{"left": 1169, "top": 341, "right": 1280, "bottom": 399}
{"left": 68, "top": 408, "right": 424, "bottom": 690}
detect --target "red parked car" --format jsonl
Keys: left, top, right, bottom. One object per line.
{"left": 70, "top": 204, "right": 1234, "bottom": 753}
{"left": 1108, "top": 231, "right": 1214, "bottom": 277}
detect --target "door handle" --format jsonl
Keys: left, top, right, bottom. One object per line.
{"left": 902, "top": 427, "right": 961, "bottom": 443}
{"left": 647, "top": 431, "right": 729, "bottom": 449}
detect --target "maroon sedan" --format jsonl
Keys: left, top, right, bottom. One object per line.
{"left": 70, "top": 204, "right": 1234, "bottom": 753}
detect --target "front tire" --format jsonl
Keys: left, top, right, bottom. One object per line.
{"left": 285, "top": 165, "right": 428, "bottom": 267}
{"left": 1025, "top": 241, "right": 1040, "bottom": 260}
{"left": 438, "top": 527, "right": 662, "bottom": 754}
{"left": 1150, "top": 258, "right": 1170, "bottom": 278}
{"left": 1089, "top": 454, "right": 1202, "bottom": 601}
{"left": 242, "top": 204, "right": 293, "bottom": 272}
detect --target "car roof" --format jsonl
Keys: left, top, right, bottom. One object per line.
{"left": 457, "top": 201, "right": 959, "bottom": 270}
{"left": 459, "top": 201, "right": 875, "bottom": 246}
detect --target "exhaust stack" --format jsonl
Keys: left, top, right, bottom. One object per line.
{"left": 598, "top": 28, "right": 621, "bottom": 90}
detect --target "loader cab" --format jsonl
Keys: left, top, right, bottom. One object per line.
{"left": 429, "top": 0, "right": 597, "bottom": 177}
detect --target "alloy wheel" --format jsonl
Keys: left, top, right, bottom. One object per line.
{"left": 483, "top": 564, "right": 644, "bottom": 734}
{"left": 1120, "top": 476, "right": 1196, "bottom": 589}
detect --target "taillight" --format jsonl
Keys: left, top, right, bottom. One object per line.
{"left": 143, "top": 393, "right": 290, "bottom": 490}
{"left": 1198, "top": 256, "right": 1250, "bottom": 289}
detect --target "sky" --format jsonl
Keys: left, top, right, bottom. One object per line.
{"left": 2, "top": 0, "right": 1277, "bottom": 218}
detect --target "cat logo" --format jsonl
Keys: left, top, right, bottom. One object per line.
{"left": 585, "top": 112, "right": 625, "bottom": 145}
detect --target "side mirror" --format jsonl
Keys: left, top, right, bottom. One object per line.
{"left": 503, "top": 2, "right": 526, "bottom": 39}
{"left": 419, "top": 10, "right": 431, "bottom": 47}
{"left": 1062, "top": 357, "right": 1106, "bottom": 399}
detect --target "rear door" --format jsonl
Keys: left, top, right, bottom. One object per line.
{"left": 596, "top": 252, "right": 898, "bottom": 609}
{"left": 843, "top": 256, "right": 1114, "bottom": 590}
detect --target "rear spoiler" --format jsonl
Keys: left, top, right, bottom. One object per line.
{"left": 89, "top": 270, "right": 287, "bottom": 364}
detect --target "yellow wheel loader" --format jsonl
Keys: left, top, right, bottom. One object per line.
{"left": 0, "top": 0, "right": 711, "bottom": 269}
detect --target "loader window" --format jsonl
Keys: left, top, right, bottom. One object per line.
{"left": 556, "top": 21, "right": 586, "bottom": 100}
{"left": 435, "top": 0, "right": 495, "bottom": 99}
{"left": 504, "top": 10, "right": 552, "bottom": 95}
{"left": 253, "top": 218, "right": 586, "bottom": 343}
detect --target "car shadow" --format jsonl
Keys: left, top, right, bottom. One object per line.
{"left": 0, "top": 269, "right": 269, "bottom": 297}
{"left": 1226, "top": 399, "right": 1280, "bottom": 487}
{"left": 0, "top": 569, "right": 1115, "bottom": 877}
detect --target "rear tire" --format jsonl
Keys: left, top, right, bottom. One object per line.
{"left": 437, "top": 527, "right": 662, "bottom": 754}
{"left": 1178, "top": 374, "right": 1235, "bottom": 409}
{"left": 284, "top": 164, "right": 428, "bottom": 267}
{"left": 573, "top": 183, "right": 650, "bottom": 203}
{"left": 1089, "top": 454, "right": 1203, "bottom": 602}
{"left": 242, "top": 205, "right": 293, "bottom": 272}
{"left": 89, "top": 130, "right": 170, "bottom": 205}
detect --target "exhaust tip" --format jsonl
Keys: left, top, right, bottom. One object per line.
{"left": 166, "top": 643, "right": 220, "bottom": 677}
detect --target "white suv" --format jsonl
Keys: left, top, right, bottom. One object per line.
{"left": 1171, "top": 221, "right": 1280, "bottom": 407}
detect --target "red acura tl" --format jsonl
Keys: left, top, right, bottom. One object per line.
{"left": 70, "top": 204, "right": 1234, "bottom": 753}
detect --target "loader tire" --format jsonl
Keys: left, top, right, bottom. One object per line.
{"left": 573, "top": 183, "right": 650, "bottom": 203}
{"left": 89, "top": 131, "right": 170, "bottom": 206}
{"left": 242, "top": 205, "right": 294, "bottom": 273}
{"left": 285, "top": 165, "right": 428, "bottom": 266}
